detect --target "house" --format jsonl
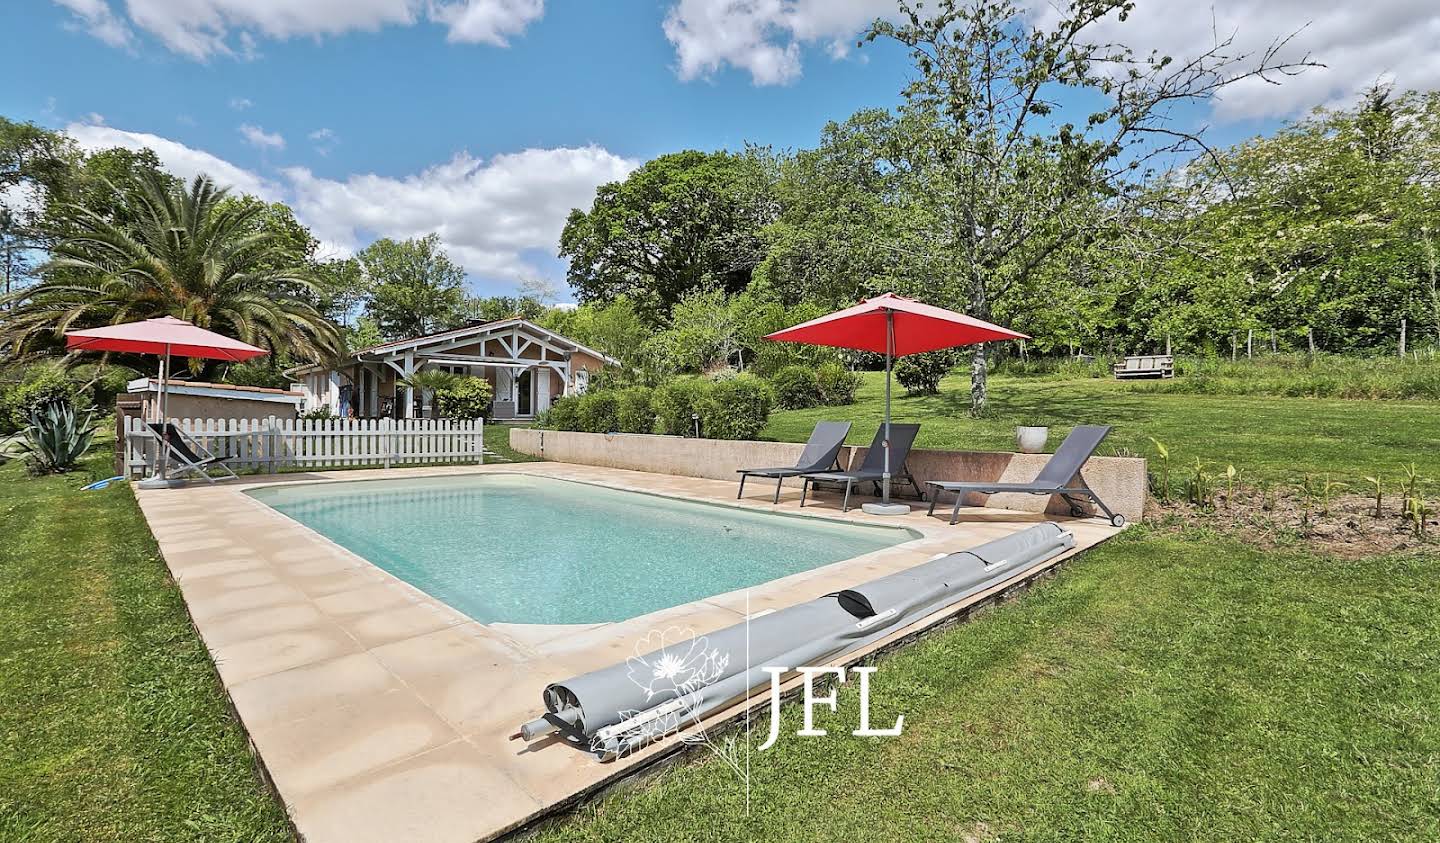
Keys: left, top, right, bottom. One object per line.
{"left": 287, "top": 318, "right": 616, "bottom": 421}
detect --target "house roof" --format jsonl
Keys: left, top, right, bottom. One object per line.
{"left": 126, "top": 378, "right": 304, "bottom": 404}
{"left": 285, "top": 318, "right": 619, "bottom": 377}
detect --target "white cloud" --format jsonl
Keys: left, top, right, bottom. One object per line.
{"left": 1021, "top": 0, "right": 1440, "bottom": 121}
{"left": 228, "top": 96, "right": 253, "bottom": 110}
{"left": 61, "top": 121, "right": 634, "bottom": 283}
{"left": 430, "top": 0, "right": 544, "bottom": 45}
{"left": 65, "top": 121, "right": 282, "bottom": 199}
{"left": 50, "top": 0, "right": 544, "bottom": 59}
{"left": 308, "top": 128, "right": 339, "bottom": 156}
{"left": 283, "top": 146, "right": 637, "bottom": 280}
{"left": 663, "top": 0, "right": 1440, "bottom": 118}
{"left": 52, "top": 0, "right": 133, "bottom": 48}
{"left": 662, "top": 0, "right": 894, "bottom": 85}
{"left": 239, "top": 123, "right": 285, "bottom": 150}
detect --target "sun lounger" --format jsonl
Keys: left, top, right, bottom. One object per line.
{"left": 800, "top": 423, "right": 922, "bottom": 512}
{"left": 148, "top": 423, "right": 238, "bottom": 483}
{"left": 737, "top": 421, "right": 852, "bottom": 503}
{"left": 925, "top": 424, "right": 1125, "bottom": 526}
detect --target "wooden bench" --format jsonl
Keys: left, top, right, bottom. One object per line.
{"left": 1113, "top": 354, "right": 1174, "bottom": 379}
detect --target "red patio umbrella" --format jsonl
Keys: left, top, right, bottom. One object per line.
{"left": 765, "top": 293, "right": 1027, "bottom": 512}
{"left": 65, "top": 316, "right": 268, "bottom": 483}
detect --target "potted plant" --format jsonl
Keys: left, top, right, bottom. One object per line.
{"left": 1015, "top": 423, "right": 1048, "bottom": 454}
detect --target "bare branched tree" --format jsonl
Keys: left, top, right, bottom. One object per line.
{"left": 865, "top": 0, "right": 1319, "bottom": 413}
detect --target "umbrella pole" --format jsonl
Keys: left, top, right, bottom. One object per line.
{"left": 158, "top": 346, "right": 170, "bottom": 481}
{"left": 882, "top": 309, "right": 893, "bottom": 504}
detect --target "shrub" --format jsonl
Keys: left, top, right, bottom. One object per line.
{"left": 5, "top": 397, "right": 96, "bottom": 475}
{"left": 616, "top": 386, "right": 656, "bottom": 434}
{"left": 816, "top": 362, "right": 861, "bottom": 405}
{"left": 653, "top": 376, "right": 710, "bottom": 436}
{"left": 697, "top": 374, "right": 773, "bottom": 440}
{"left": 771, "top": 365, "right": 819, "bottom": 409}
{"left": 3, "top": 365, "right": 83, "bottom": 434}
{"left": 894, "top": 351, "right": 956, "bottom": 395}
{"left": 433, "top": 376, "right": 493, "bottom": 420}
{"left": 299, "top": 405, "right": 335, "bottom": 421}
{"left": 542, "top": 394, "right": 583, "bottom": 431}
{"left": 577, "top": 390, "right": 621, "bottom": 433}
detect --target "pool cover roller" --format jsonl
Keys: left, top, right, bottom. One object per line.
{"left": 518, "top": 522, "right": 1074, "bottom": 760}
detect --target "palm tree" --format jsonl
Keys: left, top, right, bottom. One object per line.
{"left": 0, "top": 171, "right": 342, "bottom": 367}
{"left": 398, "top": 368, "right": 461, "bottom": 417}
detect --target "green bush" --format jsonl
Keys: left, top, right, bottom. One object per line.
{"left": 816, "top": 362, "right": 861, "bottom": 405}
{"left": 771, "top": 365, "right": 819, "bottom": 409}
{"left": 542, "top": 394, "right": 583, "bottom": 431}
{"left": 616, "top": 387, "right": 656, "bottom": 434}
{"left": 3, "top": 365, "right": 83, "bottom": 434}
{"left": 577, "top": 390, "right": 621, "bottom": 432}
{"left": 696, "top": 374, "right": 773, "bottom": 440}
{"left": 894, "top": 351, "right": 956, "bottom": 396}
{"left": 653, "top": 376, "right": 710, "bottom": 436}
{"left": 434, "top": 376, "right": 493, "bottom": 419}
{"left": 5, "top": 397, "right": 97, "bottom": 475}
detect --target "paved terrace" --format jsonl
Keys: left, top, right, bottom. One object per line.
{"left": 134, "top": 462, "right": 1123, "bottom": 842}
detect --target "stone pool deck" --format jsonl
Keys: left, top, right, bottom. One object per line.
{"left": 134, "top": 461, "right": 1123, "bottom": 842}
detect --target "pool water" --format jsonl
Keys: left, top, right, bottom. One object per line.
{"left": 247, "top": 474, "right": 914, "bottom": 625}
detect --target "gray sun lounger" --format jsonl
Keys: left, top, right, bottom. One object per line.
{"left": 800, "top": 423, "right": 923, "bottom": 512}
{"left": 925, "top": 424, "right": 1124, "bottom": 526}
{"left": 148, "top": 422, "right": 239, "bottom": 483}
{"left": 737, "top": 421, "right": 851, "bottom": 503}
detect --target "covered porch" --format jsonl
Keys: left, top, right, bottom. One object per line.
{"left": 292, "top": 318, "right": 609, "bottom": 421}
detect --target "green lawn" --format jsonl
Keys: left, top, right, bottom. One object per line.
{"left": 764, "top": 372, "right": 1440, "bottom": 490}
{"left": 0, "top": 454, "right": 290, "bottom": 842}
{"left": 537, "top": 528, "right": 1440, "bottom": 842}
{"left": 485, "top": 421, "right": 541, "bottom": 463}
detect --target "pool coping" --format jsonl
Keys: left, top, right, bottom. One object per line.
{"left": 133, "top": 461, "right": 1123, "bottom": 842}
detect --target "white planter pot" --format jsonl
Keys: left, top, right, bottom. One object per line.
{"left": 1016, "top": 426, "right": 1049, "bottom": 454}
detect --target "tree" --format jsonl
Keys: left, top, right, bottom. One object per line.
{"left": 357, "top": 234, "right": 466, "bottom": 340}
{"left": 0, "top": 119, "right": 74, "bottom": 299}
{"left": 755, "top": 109, "right": 904, "bottom": 308}
{"left": 560, "top": 149, "right": 778, "bottom": 317}
{"left": 1, "top": 171, "right": 341, "bottom": 367}
{"left": 864, "top": 0, "right": 1314, "bottom": 412}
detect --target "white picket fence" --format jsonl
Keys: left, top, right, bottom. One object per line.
{"left": 123, "top": 417, "right": 484, "bottom": 477}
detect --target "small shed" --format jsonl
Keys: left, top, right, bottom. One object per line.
{"left": 125, "top": 378, "right": 305, "bottom": 421}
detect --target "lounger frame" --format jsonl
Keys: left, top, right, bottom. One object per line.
{"left": 736, "top": 421, "right": 851, "bottom": 504}
{"left": 923, "top": 424, "right": 1125, "bottom": 526}
{"left": 148, "top": 423, "right": 239, "bottom": 483}
{"left": 798, "top": 423, "right": 924, "bottom": 512}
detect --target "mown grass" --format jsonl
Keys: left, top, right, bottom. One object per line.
{"left": 994, "top": 352, "right": 1440, "bottom": 400}
{"left": 763, "top": 371, "right": 1440, "bottom": 492}
{"left": 536, "top": 527, "right": 1440, "bottom": 842}
{"left": 0, "top": 452, "right": 291, "bottom": 842}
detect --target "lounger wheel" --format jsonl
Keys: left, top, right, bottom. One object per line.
{"left": 1109, "top": 514, "right": 1126, "bottom": 528}
{"left": 1069, "top": 505, "right": 1086, "bottom": 517}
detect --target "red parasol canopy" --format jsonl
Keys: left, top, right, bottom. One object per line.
{"left": 64, "top": 316, "right": 268, "bottom": 361}
{"left": 764, "top": 292, "right": 1027, "bottom": 352}
{"left": 764, "top": 293, "right": 1026, "bottom": 513}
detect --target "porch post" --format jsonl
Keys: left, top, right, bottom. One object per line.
{"left": 403, "top": 350, "right": 416, "bottom": 419}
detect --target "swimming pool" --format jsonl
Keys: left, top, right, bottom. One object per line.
{"left": 247, "top": 474, "right": 916, "bottom": 625}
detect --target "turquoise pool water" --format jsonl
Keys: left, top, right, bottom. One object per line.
{"left": 247, "top": 474, "right": 914, "bottom": 625}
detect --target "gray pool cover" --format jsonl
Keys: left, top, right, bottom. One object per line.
{"left": 519, "top": 521, "right": 1074, "bottom": 759}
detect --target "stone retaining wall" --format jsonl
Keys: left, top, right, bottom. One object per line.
{"left": 509, "top": 428, "right": 1147, "bottom": 521}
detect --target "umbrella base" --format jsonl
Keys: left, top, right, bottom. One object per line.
{"left": 137, "top": 477, "right": 187, "bottom": 490}
{"left": 861, "top": 502, "right": 911, "bottom": 516}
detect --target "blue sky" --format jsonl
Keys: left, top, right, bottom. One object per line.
{"left": 4, "top": 1, "right": 1434, "bottom": 298}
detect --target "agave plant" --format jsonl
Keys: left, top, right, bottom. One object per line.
{"left": 11, "top": 397, "right": 97, "bottom": 475}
